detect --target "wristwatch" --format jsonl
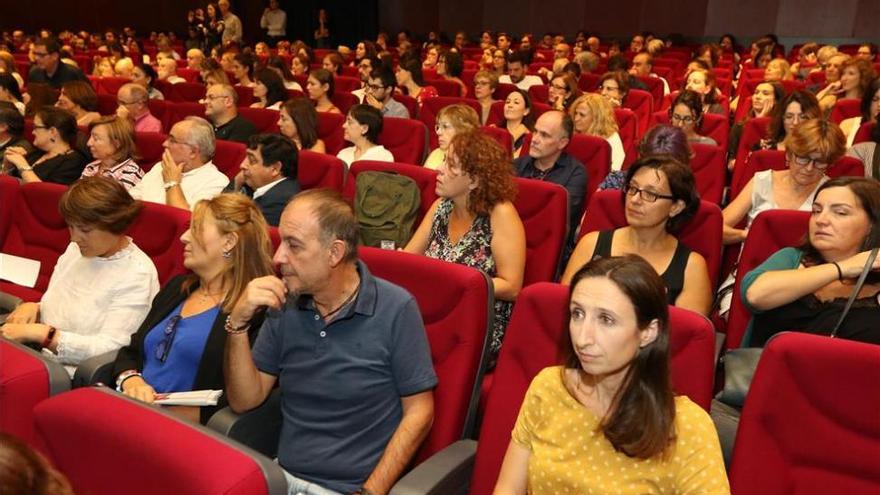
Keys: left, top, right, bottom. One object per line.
{"left": 163, "top": 180, "right": 179, "bottom": 190}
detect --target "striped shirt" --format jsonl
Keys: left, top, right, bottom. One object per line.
{"left": 81, "top": 158, "right": 145, "bottom": 190}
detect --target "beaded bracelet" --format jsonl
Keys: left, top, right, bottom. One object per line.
{"left": 224, "top": 314, "right": 250, "bottom": 335}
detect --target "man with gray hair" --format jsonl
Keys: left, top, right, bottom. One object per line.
{"left": 186, "top": 48, "right": 206, "bottom": 71}
{"left": 129, "top": 116, "right": 229, "bottom": 210}
{"left": 116, "top": 83, "right": 162, "bottom": 133}
{"left": 219, "top": 0, "right": 243, "bottom": 46}
{"left": 202, "top": 83, "right": 257, "bottom": 143}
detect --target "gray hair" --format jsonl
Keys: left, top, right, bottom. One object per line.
{"left": 182, "top": 116, "right": 216, "bottom": 162}
{"left": 120, "top": 83, "right": 148, "bottom": 103}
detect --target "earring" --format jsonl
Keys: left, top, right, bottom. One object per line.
{"left": 222, "top": 249, "right": 232, "bottom": 259}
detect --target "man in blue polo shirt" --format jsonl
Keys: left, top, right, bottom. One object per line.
{"left": 224, "top": 189, "right": 437, "bottom": 495}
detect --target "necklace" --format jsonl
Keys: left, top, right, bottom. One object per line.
{"left": 316, "top": 279, "right": 361, "bottom": 321}
{"left": 197, "top": 286, "right": 225, "bottom": 306}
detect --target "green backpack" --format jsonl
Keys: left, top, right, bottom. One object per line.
{"left": 354, "top": 171, "right": 421, "bottom": 248}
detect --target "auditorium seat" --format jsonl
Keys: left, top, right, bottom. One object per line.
{"left": 0, "top": 339, "right": 70, "bottom": 446}
{"left": 176, "top": 68, "right": 200, "bottom": 83}
{"left": 731, "top": 149, "right": 864, "bottom": 200}
{"left": 162, "top": 101, "right": 204, "bottom": 131}
{"left": 394, "top": 282, "right": 716, "bottom": 495}
{"left": 514, "top": 178, "right": 568, "bottom": 285}
{"left": 376, "top": 117, "right": 429, "bottom": 165}
{"left": 168, "top": 82, "right": 207, "bottom": 103}
{"left": 492, "top": 82, "right": 517, "bottom": 102}
{"left": 316, "top": 111, "right": 346, "bottom": 155}
{"left": 580, "top": 189, "right": 724, "bottom": 288}
{"left": 636, "top": 75, "right": 665, "bottom": 106}
{"left": 213, "top": 139, "right": 248, "bottom": 180}
{"left": 649, "top": 111, "right": 730, "bottom": 151}
{"left": 614, "top": 107, "right": 639, "bottom": 168}
{"left": 565, "top": 133, "right": 612, "bottom": 207}
{"left": 96, "top": 93, "right": 118, "bottom": 116}
{"left": 577, "top": 73, "right": 600, "bottom": 93}
{"left": 395, "top": 93, "right": 419, "bottom": 120}
{"left": 126, "top": 201, "right": 190, "bottom": 285}
{"left": 690, "top": 143, "right": 727, "bottom": 205}
{"left": 725, "top": 210, "right": 809, "bottom": 349}
{"left": 329, "top": 91, "right": 358, "bottom": 115}
{"left": 33, "top": 387, "right": 288, "bottom": 495}
{"left": 237, "top": 106, "right": 281, "bottom": 134}
{"left": 480, "top": 125, "right": 513, "bottom": 154}
{"left": 134, "top": 132, "right": 167, "bottom": 170}
{"left": 829, "top": 98, "right": 862, "bottom": 125}
{"left": 526, "top": 84, "right": 549, "bottom": 106}
{"left": 419, "top": 97, "right": 482, "bottom": 150}
{"left": 729, "top": 333, "right": 880, "bottom": 494}
{"left": 428, "top": 79, "right": 465, "bottom": 97}
{"left": 731, "top": 116, "right": 771, "bottom": 176}
{"left": 622, "top": 88, "right": 654, "bottom": 135}
{"left": 233, "top": 85, "right": 254, "bottom": 107}
{"left": 298, "top": 150, "right": 347, "bottom": 192}
{"left": 853, "top": 121, "right": 875, "bottom": 144}
{"left": 334, "top": 76, "right": 361, "bottom": 93}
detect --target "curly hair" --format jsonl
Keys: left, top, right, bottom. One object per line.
{"left": 447, "top": 130, "right": 517, "bottom": 216}
{"left": 841, "top": 58, "right": 877, "bottom": 98}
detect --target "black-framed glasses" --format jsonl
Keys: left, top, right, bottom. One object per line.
{"left": 670, "top": 114, "right": 695, "bottom": 124}
{"left": 624, "top": 185, "right": 675, "bottom": 203}
{"left": 154, "top": 314, "right": 182, "bottom": 363}
{"left": 791, "top": 154, "right": 830, "bottom": 170}
{"left": 365, "top": 83, "right": 385, "bottom": 92}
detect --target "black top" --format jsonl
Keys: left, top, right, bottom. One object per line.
{"left": 0, "top": 136, "right": 34, "bottom": 156}
{"left": 113, "top": 275, "right": 265, "bottom": 424}
{"left": 7, "top": 149, "right": 88, "bottom": 185}
{"left": 213, "top": 114, "right": 258, "bottom": 144}
{"left": 242, "top": 178, "right": 301, "bottom": 226}
{"left": 27, "top": 62, "right": 88, "bottom": 88}
{"left": 593, "top": 229, "right": 692, "bottom": 305}
{"left": 750, "top": 291, "right": 880, "bottom": 347}
{"left": 514, "top": 152, "right": 588, "bottom": 237}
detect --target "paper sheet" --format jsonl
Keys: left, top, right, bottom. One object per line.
{"left": 0, "top": 253, "right": 40, "bottom": 288}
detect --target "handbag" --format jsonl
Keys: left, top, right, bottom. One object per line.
{"left": 717, "top": 247, "right": 879, "bottom": 409}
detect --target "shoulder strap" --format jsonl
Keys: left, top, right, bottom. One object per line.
{"left": 830, "top": 247, "right": 879, "bottom": 338}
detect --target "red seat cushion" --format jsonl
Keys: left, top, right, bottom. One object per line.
{"left": 376, "top": 118, "right": 428, "bottom": 165}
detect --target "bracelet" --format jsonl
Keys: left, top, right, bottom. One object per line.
{"left": 163, "top": 180, "right": 179, "bottom": 191}
{"left": 832, "top": 261, "right": 844, "bottom": 281}
{"left": 19, "top": 165, "right": 33, "bottom": 172}
{"left": 116, "top": 370, "right": 142, "bottom": 392}
{"left": 41, "top": 326, "right": 56, "bottom": 348}
{"left": 224, "top": 314, "right": 250, "bottom": 334}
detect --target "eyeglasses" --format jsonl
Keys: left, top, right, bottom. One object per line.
{"left": 204, "top": 94, "right": 229, "bottom": 101}
{"left": 32, "top": 51, "right": 49, "bottom": 58}
{"left": 670, "top": 114, "right": 695, "bottom": 123}
{"left": 435, "top": 122, "right": 455, "bottom": 134}
{"left": 550, "top": 84, "right": 568, "bottom": 91}
{"left": 624, "top": 185, "right": 675, "bottom": 203}
{"left": 600, "top": 85, "right": 620, "bottom": 93}
{"left": 117, "top": 99, "right": 144, "bottom": 106}
{"left": 167, "top": 135, "right": 195, "bottom": 147}
{"left": 791, "top": 154, "right": 830, "bottom": 170}
{"left": 154, "top": 314, "right": 181, "bottom": 363}
{"left": 365, "top": 83, "right": 385, "bottom": 91}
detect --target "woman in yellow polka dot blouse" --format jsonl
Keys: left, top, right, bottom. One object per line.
{"left": 494, "top": 255, "right": 730, "bottom": 494}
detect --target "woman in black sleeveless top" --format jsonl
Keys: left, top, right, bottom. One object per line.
{"left": 562, "top": 156, "right": 713, "bottom": 315}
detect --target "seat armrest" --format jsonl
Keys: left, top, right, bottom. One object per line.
{"left": 207, "top": 388, "right": 283, "bottom": 458}
{"left": 72, "top": 350, "right": 120, "bottom": 388}
{"left": 390, "top": 439, "right": 477, "bottom": 495}
{"left": 710, "top": 398, "right": 741, "bottom": 470}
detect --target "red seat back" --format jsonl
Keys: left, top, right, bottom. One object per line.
{"left": 526, "top": 84, "right": 549, "bottom": 105}
{"left": 854, "top": 121, "right": 875, "bottom": 144}
{"left": 134, "top": 132, "right": 167, "bottom": 171}
{"left": 33, "top": 387, "right": 287, "bottom": 495}
{"left": 376, "top": 117, "right": 429, "bottom": 165}
{"left": 636, "top": 76, "right": 665, "bottom": 106}
{"left": 96, "top": 93, "right": 118, "bottom": 116}
{"left": 169, "top": 82, "right": 207, "bottom": 103}
{"left": 689, "top": 143, "right": 727, "bottom": 205}
{"left": 565, "top": 134, "right": 611, "bottom": 207}
{"left": 237, "top": 107, "right": 280, "bottom": 134}
{"left": 514, "top": 178, "right": 568, "bottom": 285}
{"left": 329, "top": 91, "right": 358, "bottom": 115}
{"left": 298, "top": 150, "right": 346, "bottom": 192}
{"left": 333, "top": 76, "right": 361, "bottom": 93}
{"left": 731, "top": 117, "right": 771, "bottom": 177}
{"left": 345, "top": 161, "right": 438, "bottom": 228}
{"left": 726, "top": 210, "right": 809, "bottom": 349}
{"left": 233, "top": 86, "right": 254, "bottom": 107}
{"left": 470, "top": 283, "right": 717, "bottom": 495}
{"left": 829, "top": 98, "right": 863, "bottom": 124}
{"left": 427, "top": 79, "right": 464, "bottom": 97}
{"left": 93, "top": 76, "right": 131, "bottom": 96}
{"left": 418, "top": 97, "right": 481, "bottom": 150}
{"left": 580, "top": 189, "right": 724, "bottom": 288}
{"left": 622, "top": 88, "right": 654, "bottom": 135}
{"left": 163, "top": 101, "right": 205, "bottom": 131}
{"left": 480, "top": 126, "right": 513, "bottom": 154}
{"left": 729, "top": 333, "right": 880, "bottom": 494}
{"left": 649, "top": 111, "right": 730, "bottom": 151}
{"left": 316, "top": 112, "right": 345, "bottom": 155}
{"left": 492, "top": 83, "right": 517, "bottom": 102}
{"left": 614, "top": 108, "right": 639, "bottom": 168}
{"left": 395, "top": 93, "right": 419, "bottom": 120}
{"left": 177, "top": 68, "right": 200, "bottom": 83}
{"left": 213, "top": 139, "right": 247, "bottom": 180}
{"left": 360, "top": 247, "right": 491, "bottom": 461}
{"left": 577, "top": 73, "right": 601, "bottom": 92}
{"left": 126, "top": 201, "right": 190, "bottom": 285}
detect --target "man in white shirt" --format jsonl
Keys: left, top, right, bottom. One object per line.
{"left": 260, "top": 0, "right": 287, "bottom": 45}
{"left": 129, "top": 117, "right": 229, "bottom": 210}
{"left": 498, "top": 51, "right": 543, "bottom": 91}
{"left": 219, "top": 0, "right": 243, "bottom": 46}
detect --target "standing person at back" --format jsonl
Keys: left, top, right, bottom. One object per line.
{"left": 218, "top": 0, "right": 242, "bottom": 47}
{"left": 260, "top": 0, "right": 287, "bottom": 46}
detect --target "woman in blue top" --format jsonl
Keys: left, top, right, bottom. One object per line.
{"left": 742, "top": 177, "right": 880, "bottom": 347}
{"left": 113, "top": 193, "right": 274, "bottom": 423}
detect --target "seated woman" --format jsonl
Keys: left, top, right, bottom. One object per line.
{"left": 494, "top": 89, "right": 534, "bottom": 157}
{"left": 764, "top": 58, "right": 793, "bottom": 82}
{"left": 3, "top": 107, "right": 88, "bottom": 185}
{"left": 473, "top": 69, "right": 499, "bottom": 125}
{"left": 405, "top": 130, "right": 525, "bottom": 357}
{"left": 598, "top": 71, "right": 629, "bottom": 108}
{"left": 290, "top": 53, "right": 310, "bottom": 77}
{"left": 336, "top": 104, "right": 393, "bottom": 168}
{"left": 231, "top": 52, "right": 255, "bottom": 88}
{"left": 113, "top": 193, "right": 274, "bottom": 424}
{"left": 436, "top": 50, "right": 468, "bottom": 97}
{"left": 396, "top": 56, "right": 439, "bottom": 107}
{"left": 492, "top": 48, "right": 507, "bottom": 76}
{"left": 250, "top": 68, "right": 287, "bottom": 110}
{"left": 278, "top": 98, "right": 326, "bottom": 153}
{"left": 727, "top": 81, "right": 784, "bottom": 169}
{"left": 199, "top": 58, "right": 231, "bottom": 86}
{"left": 494, "top": 255, "right": 729, "bottom": 494}
{"left": 81, "top": 116, "right": 145, "bottom": 190}
{"left": 306, "top": 68, "right": 341, "bottom": 114}
{"left": 132, "top": 63, "right": 164, "bottom": 100}
{"left": 265, "top": 56, "right": 302, "bottom": 92}
{"left": 353, "top": 40, "right": 377, "bottom": 68}
{"left": 424, "top": 104, "right": 480, "bottom": 169}
{"left": 56, "top": 81, "right": 101, "bottom": 127}
{"left": 422, "top": 46, "right": 440, "bottom": 70}
{"left": 322, "top": 52, "right": 344, "bottom": 76}
{"left": 562, "top": 156, "right": 712, "bottom": 315}
{"left": 548, "top": 73, "right": 580, "bottom": 112}
{"left": 669, "top": 90, "right": 718, "bottom": 146}
{"left": 0, "top": 432, "right": 75, "bottom": 495}
{"left": 759, "top": 90, "right": 822, "bottom": 151}
{"left": 570, "top": 93, "right": 625, "bottom": 171}
{"left": 816, "top": 57, "right": 874, "bottom": 113}
{"left": 742, "top": 177, "right": 880, "bottom": 347}
{"left": 0, "top": 73, "right": 25, "bottom": 115}
{"left": 0, "top": 177, "right": 159, "bottom": 375}
{"left": 840, "top": 78, "right": 880, "bottom": 148}
{"left": 684, "top": 68, "right": 725, "bottom": 115}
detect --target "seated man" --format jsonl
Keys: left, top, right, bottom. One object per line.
{"left": 629, "top": 52, "right": 670, "bottom": 95}
{"left": 27, "top": 37, "right": 88, "bottom": 88}
{"left": 352, "top": 55, "right": 380, "bottom": 103}
{"left": 607, "top": 55, "right": 649, "bottom": 91}
{"left": 364, "top": 67, "right": 410, "bottom": 119}
{"left": 186, "top": 48, "right": 205, "bottom": 71}
{"left": 129, "top": 116, "right": 229, "bottom": 210}
{"left": 203, "top": 83, "right": 258, "bottom": 143}
{"left": 116, "top": 83, "right": 163, "bottom": 133}
{"left": 227, "top": 133, "right": 300, "bottom": 226}
{"left": 514, "top": 110, "right": 587, "bottom": 246}
{"left": 225, "top": 189, "right": 437, "bottom": 495}
{"left": 498, "top": 50, "right": 543, "bottom": 91}
{"left": 157, "top": 58, "right": 186, "bottom": 84}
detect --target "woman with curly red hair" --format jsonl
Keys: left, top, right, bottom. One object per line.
{"left": 405, "top": 130, "right": 526, "bottom": 359}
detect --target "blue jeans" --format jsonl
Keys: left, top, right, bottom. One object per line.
{"left": 283, "top": 471, "right": 345, "bottom": 495}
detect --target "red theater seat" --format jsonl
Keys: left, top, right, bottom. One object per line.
{"left": 565, "top": 134, "right": 611, "bottom": 207}
{"left": 614, "top": 108, "right": 639, "bottom": 169}
{"left": 233, "top": 85, "right": 254, "bottom": 107}
{"left": 731, "top": 116, "right": 771, "bottom": 174}
{"left": 237, "top": 107, "right": 280, "bottom": 134}
{"left": 134, "top": 132, "right": 167, "bottom": 171}
{"left": 427, "top": 78, "right": 464, "bottom": 97}
{"left": 376, "top": 118, "right": 429, "bottom": 165}
{"left": 690, "top": 143, "right": 727, "bottom": 205}
{"left": 333, "top": 76, "right": 361, "bottom": 93}
{"left": 330, "top": 91, "right": 358, "bottom": 115}
{"left": 481, "top": 126, "right": 513, "bottom": 154}
{"left": 316, "top": 111, "right": 346, "bottom": 155}
{"left": 649, "top": 111, "right": 730, "bottom": 151}
{"left": 622, "top": 88, "right": 654, "bottom": 135}
{"left": 729, "top": 333, "right": 880, "bottom": 495}
{"left": 514, "top": 178, "right": 568, "bottom": 285}
{"left": 126, "top": 201, "right": 190, "bottom": 285}
{"left": 853, "top": 121, "right": 875, "bottom": 144}
{"left": 297, "top": 150, "right": 346, "bottom": 192}
{"left": 829, "top": 98, "right": 862, "bottom": 125}
{"left": 162, "top": 101, "right": 205, "bottom": 130}
{"left": 213, "top": 139, "right": 248, "bottom": 180}
{"left": 168, "top": 82, "right": 207, "bottom": 103}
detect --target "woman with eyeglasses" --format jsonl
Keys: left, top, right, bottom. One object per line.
{"left": 548, "top": 73, "right": 580, "bottom": 112}
{"left": 597, "top": 71, "right": 629, "bottom": 108}
{"left": 561, "top": 156, "right": 712, "bottom": 316}
{"left": 1, "top": 177, "right": 158, "bottom": 376}
{"left": 473, "top": 69, "right": 499, "bottom": 125}
{"left": 436, "top": 50, "right": 468, "bottom": 98}
{"left": 2, "top": 107, "right": 88, "bottom": 185}
{"left": 758, "top": 90, "right": 822, "bottom": 151}
{"left": 112, "top": 193, "right": 274, "bottom": 424}
{"left": 668, "top": 90, "right": 717, "bottom": 146}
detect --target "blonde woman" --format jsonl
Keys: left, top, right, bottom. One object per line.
{"left": 473, "top": 69, "right": 499, "bottom": 125}
{"left": 570, "top": 93, "right": 625, "bottom": 171}
{"left": 424, "top": 104, "right": 480, "bottom": 169}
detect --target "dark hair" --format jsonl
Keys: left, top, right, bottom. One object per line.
{"left": 0, "top": 73, "right": 22, "bottom": 102}
{"left": 562, "top": 61, "right": 582, "bottom": 79}
{"left": 860, "top": 78, "right": 880, "bottom": 123}
{"left": 348, "top": 104, "right": 383, "bottom": 143}
{"left": 61, "top": 80, "right": 98, "bottom": 111}
{"left": 323, "top": 52, "right": 344, "bottom": 76}
{"left": 606, "top": 54, "right": 630, "bottom": 72}
{"left": 281, "top": 97, "right": 320, "bottom": 150}
{"left": 599, "top": 71, "right": 630, "bottom": 98}
{"left": 265, "top": 55, "right": 295, "bottom": 82}
{"left": 623, "top": 155, "right": 699, "bottom": 232}
{"left": 767, "top": 90, "right": 821, "bottom": 143}
{"left": 253, "top": 68, "right": 287, "bottom": 107}
{"left": 370, "top": 66, "right": 397, "bottom": 92}
{"left": 36, "top": 106, "right": 78, "bottom": 147}
{"left": 398, "top": 55, "right": 426, "bottom": 86}
{"left": 442, "top": 50, "right": 463, "bottom": 78}
{"left": 0, "top": 101, "right": 24, "bottom": 137}
{"left": 233, "top": 52, "right": 255, "bottom": 78}
{"left": 59, "top": 176, "right": 142, "bottom": 234}
{"left": 669, "top": 89, "right": 704, "bottom": 124}
{"left": 497, "top": 88, "right": 535, "bottom": 130}
{"left": 506, "top": 49, "right": 529, "bottom": 67}
{"left": 355, "top": 40, "right": 378, "bottom": 63}
{"left": 309, "top": 68, "right": 335, "bottom": 98}
{"left": 33, "top": 36, "right": 60, "bottom": 54}
{"left": 247, "top": 133, "right": 298, "bottom": 178}
{"left": 0, "top": 433, "right": 74, "bottom": 495}
{"left": 564, "top": 255, "right": 675, "bottom": 459}
{"left": 559, "top": 111, "right": 574, "bottom": 139}
{"left": 136, "top": 63, "right": 159, "bottom": 89}
{"left": 748, "top": 81, "right": 785, "bottom": 120}
{"left": 290, "top": 189, "right": 359, "bottom": 262}
{"left": 638, "top": 125, "right": 692, "bottom": 164}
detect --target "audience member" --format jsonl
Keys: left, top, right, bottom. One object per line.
{"left": 202, "top": 83, "right": 258, "bottom": 143}
{"left": 132, "top": 63, "right": 165, "bottom": 100}
{"left": 684, "top": 68, "right": 725, "bottom": 115}
{"left": 396, "top": 56, "right": 439, "bottom": 107}
{"left": 186, "top": 48, "right": 205, "bottom": 71}
{"left": 816, "top": 57, "right": 875, "bottom": 113}
{"left": 548, "top": 73, "right": 580, "bottom": 111}
{"left": 218, "top": 0, "right": 242, "bottom": 46}
{"left": 473, "top": 69, "right": 499, "bottom": 125}
{"left": 81, "top": 116, "right": 144, "bottom": 189}
{"left": 231, "top": 52, "right": 255, "bottom": 87}
{"left": 495, "top": 88, "right": 534, "bottom": 156}
{"left": 250, "top": 68, "right": 287, "bottom": 110}
{"left": 363, "top": 67, "right": 409, "bottom": 118}
{"left": 264, "top": 55, "right": 302, "bottom": 91}
{"left": 669, "top": 90, "right": 717, "bottom": 145}
{"left": 0, "top": 73, "right": 24, "bottom": 115}
{"left": 0, "top": 101, "right": 32, "bottom": 156}
{"left": 336, "top": 104, "right": 393, "bottom": 168}
{"left": 228, "top": 133, "right": 300, "bottom": 226}
{"left": 598, "top": 71, "right": 629, "bottom": 108}
{"left": 437, "top": 50, "right": 468, "bottom": 97}
{"left": 847, "top": 109, "right": 880, "bottom": 178}
{"left": 3, "top": 106, "right": 87, "bottom": 184}
{"left": 306, "top": 68, "right": 341, "bottom": 114}
{"left": 629, "top": 52, "right": 670, "bottom": 94}
{"left": 322, "top": 52, "right": 344, "bottom": 76}
{"left": 759, "top": 90, "right": 822, "bottom": 151}
{"left": 0, "top": 433, "right": 75, "bottom": 495}
{"left": 27, "top": 37, "right": 88, "bottom": 88}
{"left": 278, "top": 97, "right": 326, "bottom": 153}
{"left": 728, "top": 81, "right": 784, "bottom": 167}
{"left": 55, "top": 80, "right": 101, "bottom": 127}
{"left": 570, "top": 93, "right": 625, "bottom": 171}
{"left": 260, "top": 0, "right": 287, "bottom": 45}
{"left": 839, "top": 78, "right": 880, "bottom": 147}
{"left": 424, "top": 104, "right": 479, "bottom": 169}
{"left": 116, "top": 83, "right": 162, "bottom": 133}
{"left": 157, "top": 58, "right": 186, "bottom": 84}
{"left": 498, "top": 50, "right": 543, "bottom": 91}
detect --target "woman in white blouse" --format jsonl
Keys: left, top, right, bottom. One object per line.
{"left": 570, "top": 93, "right": 626, "bottom": 171}
{"left": 0, "top": 177, "right": 159, "bottom": 375}
{"left": 336, "top": 104, "right": 394, "bottom": 168}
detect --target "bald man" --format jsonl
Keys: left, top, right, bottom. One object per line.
{"left": 117, "top": 83, "right": 162, "bottom": 133}
{"left": 186, "top": 48, "right": 205, "bottom": 71}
